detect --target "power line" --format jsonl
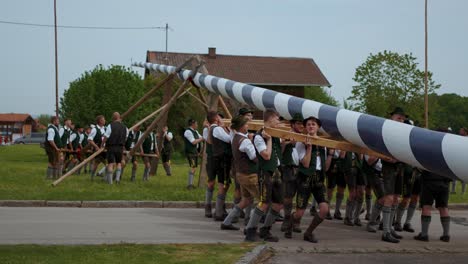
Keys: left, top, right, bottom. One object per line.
{"left": 0, "top": 19, "right": 167, "bottom": 30}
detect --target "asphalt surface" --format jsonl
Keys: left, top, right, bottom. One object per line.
{"left": 1, "top": 207, "right": 468, "bottom": 263}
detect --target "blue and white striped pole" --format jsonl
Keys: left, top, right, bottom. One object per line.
{"left": 133, "top": 61, "right": 468, "bottom": 182}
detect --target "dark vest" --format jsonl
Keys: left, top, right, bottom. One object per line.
{"left": 184, "top": 128, "right": 199, "bottom": 155}
{"left": 256, "top": 132, "right": 282, "bottom": 173}
{"left": 298, "top": 144, "right": 326, "bottom": 180}
{"left": 92, "top": 126, "right": 104, "bottom": 146}
{"left": 107, "top": 121, "right": 127, "bottom": 146}
{"left": 125, "top": 130, "right": 140, "bottom": 150}
{"left": 60, "top": 127, "right": 70, "bottom": 146}
{"left": 71, "top": 131, "right": 80, "bottom": 150}
{"left": 210, "top": 125, "right": 231, "bottom": 158}
{"left": 45, "top": 125, "right": 62, "bottom": 148}
{"left": 162, "top": 132, "right": 173, "bottom": 153}
{"left": 143, "top": 132, "right": 157, "bottom": 154}
{"left": 232, "top": 133, "right": 257, "bottom": 174}
{"left": 281, "top": 143, "right": 295, "bottom": 166}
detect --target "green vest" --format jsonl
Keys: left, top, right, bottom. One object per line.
{"left": 281, "top": 143, "right": 295, "bottom": 166}
{"left": 257, "top": 135, "right": 282, "bottom": 173}
{"left": 46, "top": 125, "right": 62, "bottom": 148}
{"left": 184, "top": 128, "right": 199, "bottom": 155}
{"left": 298, "top": 145, "right": 326, "bottom": 180}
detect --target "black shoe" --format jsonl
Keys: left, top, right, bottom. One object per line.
{"left": 440, "top": 235, "right": 450, "bottom": 242}
{"left": 303, "top": 232, "right": 318, "bottom": 243}
{"left": 354, "top": 218, "right": 362, "bottom": 227}
{"left": 325, "top": 211, "right": 333, "bottom": 220}
{"left": 391, "top": 230, "right": 403, "bottom": 239}
{"left": 403, "top": 223, "right": 415, "bottom": 233}
{"left": 205, "top": 205, "right": 213, "bottom": 218}
{"left": 394, "top": 222, "right": 403, "bottom": 232}
{"left": 276, "top": 215, "right": 284, "bottom": 222}
{"left": 239, "top": 210, "right": 246, "bottom": 219}
{"left": 244, "top": 228, "right": 258, "bottom": 242}
{"left": 221, "top": 224, "right": 240, "bottom": 231}
{"left": 259, "top": 227, "right": 279, "bottom": 242}
{"left": 344, "top": 217, "right": 354, "bottom": 226}
{"left": 382, "top": 232, "right": 400, "bottom": 243}
{"left": 186, "top": 184, "right": 195, "bottom": 190}
{"left": 293, "top": 225, "right": 302, "bottom": 233}
{"left": 334, "top": 212, "right": 343, "bottom": 220}
{"left": 365, "top": 214, "right": 370, "bottom": 221}
{"left": 414, "top": 233, "right": 429, "bottom": 242}
{"left": 310, "top": 207, "right": 318, "bottom": 217}
{"left": 214, "top": 215, "right": 225, "bottom": 222}
{"left": 378, "top": 222, "right": 383, "bottom": 230}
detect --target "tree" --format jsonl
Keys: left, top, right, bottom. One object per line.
{"left": 349, "top": 51, "right": 440, "bottom": 123}
{"left": 36, "top": 114, "right": 52, "bottom": 127}
{"left": 60, "top": 65, "right": 207, "bottom": 152}
{"left": 60, "top": 65, "right": 151, "bottom": 128}
{"left": 429, "top": 93, "right": 468, "bottom": 131}
{"left": 304, "top": 86, "right": 339, "bottom": 107}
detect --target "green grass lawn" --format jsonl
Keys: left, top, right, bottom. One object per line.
{"left": 0, "top": 145, "right": 215, "bottom": 201}
{"left": 0, "top": 144, "right": 467, "bottom": 203}
{"left": 0, "top": 243, "right": 256, "bottom": 264}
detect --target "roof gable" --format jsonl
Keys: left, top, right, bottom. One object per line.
{"left": 146, "top": 50, "right": 331, "bottom": 87}
{"left": 0, "top": 113, "right": 33, "bottom": 123}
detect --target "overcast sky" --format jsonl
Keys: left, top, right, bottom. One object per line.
{"left": 1, "top": 0, "right": 467, "bottom": 116}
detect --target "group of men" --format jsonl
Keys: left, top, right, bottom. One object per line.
{"left": 44, "top": 113, "right": 175, "bottom": 184}
{"left": 182, "top": 106, "right": 452, "bottom": 244}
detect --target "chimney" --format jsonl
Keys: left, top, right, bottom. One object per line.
{"left": 208, "top": 47, "right": 216, "bottom": 59}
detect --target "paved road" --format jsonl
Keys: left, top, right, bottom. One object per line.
{"left": 268, "top": 253, "right": 468, "bottom": 264}
{"left": 1, "top": 207, "right": 468, "bottom": 254}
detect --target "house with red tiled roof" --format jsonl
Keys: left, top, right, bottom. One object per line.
{"left": 0, "top": 113, "right": 35, "bottom": 143}
{"left": 146, "top": 47, "right": 331, "bottom": 99}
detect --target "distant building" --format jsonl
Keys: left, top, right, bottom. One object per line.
{"left": 0, "top": 113, "right": 35, "bottom": 143}
{"left": 145, "top": 47, "right": 331, "bottom": 117}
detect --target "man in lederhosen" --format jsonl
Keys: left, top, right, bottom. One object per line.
{"left": 379, "top": 107, "right": 407, "bottom": 243}
{"left": 244, "top": 109, "right": 283, "bottom": 242}
{"left": 206, "top": 111, "right": 232, "bottom": 221}
{"left": 221, "top": 115, "right": 258, "bottom": 231}
{"left": 161, "top": 125, "right": 174, "bottom": 176}
{"left": 183, "top": 118, "right": 204, "bottom": 189}
{"left": 45, "top": 116, "right": 63, "bottom": 179}
{"left": 88, "top": 115, "right": 107, "bottom": 181}
{"left": 280, "top": 113, "right": 303, "bottom": 233}
{"left": 102, "top": 112, "right": 127, "bottom": 184}
{"left": 285, "top": 116, "right": 332, "bottom": 243}
{"left": 142, "top": 127, "right": 159, "bottom": 181}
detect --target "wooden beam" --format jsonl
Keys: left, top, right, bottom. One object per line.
{"left": 129, "top": 87, "right": 191, "bottom": 131}
{"left": 130, "top": 62, "right": 204, "bottom": 157}
{"left": 52, "top": 148, "right": 104, "bottom": 186}
{"left": 186, "top": 90, "right": 209, "bottom": 109}
{"left": 218, "top": 96, "right": 232, "bottom": 119}
{"left": 222, "top": 119, "right": 389, "bottom": 160}
{"left": 121, "top": 56, "right": 194, "bottom": 120}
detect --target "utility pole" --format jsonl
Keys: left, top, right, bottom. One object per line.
{"left": 424, "top": 0, "right": 429, "bottom": 128}
{"left": 54, "top": 0, "right": 59, "bottom": 118}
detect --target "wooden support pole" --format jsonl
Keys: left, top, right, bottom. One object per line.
{"left": 121, "top": 56, "right": 194, "bottom": 120}
{"left": 129, "top": 88, "right": 191, "bottom": 131}
{"left": 52, "top": 148, "right": 104, "bottom": 186}
{"left": 187, "top": 90, "right": 209, "bottom": 109}
{"left": 217, "top": 96, "right": 232, "bottom": 119}
{"left": 222, "top": 119, "right": 389, "bottom": 160}
{"left": 130, "top": 63, "right": 204, "bottom": 156}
